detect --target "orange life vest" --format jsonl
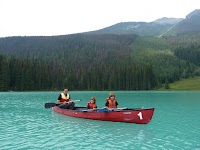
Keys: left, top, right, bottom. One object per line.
{"left": 60, "top": 93, "right": 70, "bottom": 103}
{"left": 87, "top": 102, "right": 97, "bottom": 109}
{"left": 106, "top": 98, "right": 117, "bottom": 109}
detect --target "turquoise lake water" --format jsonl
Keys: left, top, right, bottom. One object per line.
{"left": 0, "top": 91, "right": 200, "bottom": 150}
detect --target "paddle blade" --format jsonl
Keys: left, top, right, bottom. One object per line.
{"left": 97, "top": 109, "right": 109, "bottom": 112}
{"left": 82, "top": 109, "right": 94, "bottom": 112}
{"left": 82, "top": 110, "right": 88, "bottom": 112}
{"left": 45, "top": 103, "right": 56, "bottom": 108}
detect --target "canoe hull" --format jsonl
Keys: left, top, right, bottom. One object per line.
{"left": 52, "top": 107, "right": 154, "bottom": 124}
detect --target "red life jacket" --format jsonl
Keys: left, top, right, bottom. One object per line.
{"left": 106, "top": 98, "right": 117, "bottom": 109}
{"left": 60, "top": 93, "right": 70, "bottom": 103}
{"left": 87, "top": 102, "right": 97, "bottom": 109}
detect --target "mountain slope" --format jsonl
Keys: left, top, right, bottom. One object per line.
{"left": 87, "top": 18, "right": 182, "bottom": 37}
{"left": 156, "top": 76, "right": 200, "bottom": 91}
{"left": 1, "top": 9, "right": 200, "bottom": 91}
{"left": 186, "top": 9, "right": 200, "bottom": 19}
{"left": 164, "top": 9, "right": 200, "bottom": 36}
{"left": 86, "top": 22, "right": 176, "bottom": 37}
{"left": 0, "top": 34, "right": 199, "bottom": 91}
{"left": 153, "top": 17, "right": 183, "bottom": 25}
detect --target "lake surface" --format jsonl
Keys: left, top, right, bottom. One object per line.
{"left": 0, "top": 91, "right": 200, "bottom": 150}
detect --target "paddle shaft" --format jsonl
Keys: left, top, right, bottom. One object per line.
{"left": 114, "top": 107, "right": 128, "bottom": 109}
{"left": 58, "top": 99, "right": 81, "bottom": 104}
{"left": 73, "top": 100, "right": 82, "bottom": 102}
{"left": 83, "top": 107, "right": 128, "bottom": 112}
{"left": 45, "top": 99, "right": 82, "bottom": 108}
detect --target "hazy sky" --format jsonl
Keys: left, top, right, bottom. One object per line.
{"left": 0, "top": 0, "right": 199, "bottom": 37}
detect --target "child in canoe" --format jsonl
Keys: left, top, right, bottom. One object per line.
{"left": 87, "top": 97, "right": 97, "bottom": 110}
{"left": 105, "top": 92, "right": 119, "bottom": 110}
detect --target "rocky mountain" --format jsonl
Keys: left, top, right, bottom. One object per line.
{"left": 186, "top": 9, "right": 200, "bottom": 19}
{"left": 153, "top": 17, "right": 183, "bottom": 25}
{"left": 87, "top": 18, "right": 182, "bottom": 37}
{"left": 164, "top": 11, "right": 200, "bottom": 36}
{"left": 87, "top": 9, "right": 200, "bottom": 37}
{"left": 88, "top": 22, "right": 175, "bottom": 37}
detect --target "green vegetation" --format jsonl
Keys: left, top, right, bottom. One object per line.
{"left": 164, "top": 32, "right": 200, "bottom": 45}
{"left": 156, "top": 76, "right": 200, "bottom": 91}
{"left": 1, "top": 10, "right": 199, "bottom": 91}
{"left": 0, "top": 32, "right": 200, "bottom": 91}
{"left": 130, "top": 37, "right": 199, "bottom": 83}
{"left": 0, "top": 34, "right": 158, "bottom": 91}
{"left": 165, "top": 79, "right": 169, "bottom": 89}
{"left": 174, "top": 44, "right": 200, "bottom": 67}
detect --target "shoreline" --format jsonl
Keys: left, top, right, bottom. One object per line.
{"left": 2, "top": 89, "right": 200, "bottom": 92}
{"left": 2, "top": 76, "right": 200, "bottom": 92}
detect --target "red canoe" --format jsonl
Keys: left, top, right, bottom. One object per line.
{"left": 52, "top": 107, "right": 155, "bottom": 124}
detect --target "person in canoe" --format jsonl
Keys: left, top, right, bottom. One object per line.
{"left": 87, "top": 97, "right": 97, "bottom": 110}
{"left": 57, "top": 88, "right": 75, "bottom": 109}
{"left": 105, "top": 92, "right": 119, "bottom": 110}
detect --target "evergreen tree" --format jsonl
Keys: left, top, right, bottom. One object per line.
{"left": 165, "top": 79, "right": 170, "bottom": 89}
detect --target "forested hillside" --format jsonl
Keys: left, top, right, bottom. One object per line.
{"left": 174, "top": 44, "right": 200, "bottom": 66}
{"left": 164, "top": 32, "right": 200, "bottom": 45}
{"left": 129, "top": 37, "right": 199, "bottom": 83}
{"left": 0, "top": 34, "right": 199, "bottom": 91}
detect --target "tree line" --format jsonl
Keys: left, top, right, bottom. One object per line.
{"left": 174, "top": 44, "right": 200, "bottom": 67}
{"left": 0, "top": 54, "right": 157, "bottom": 91}
{"left": 0, "top": 34, "right": 199, "bottom": 91}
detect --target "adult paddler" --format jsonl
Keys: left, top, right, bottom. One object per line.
{"left": 57, "top": 88, "right": 75, "bottom": 109}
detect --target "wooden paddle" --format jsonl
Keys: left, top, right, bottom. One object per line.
{"left": 104, "top": 107, "right": 128, "bottom": 112}
{"left": 82, "top": 107, "right": 128, "bottom": 112}
{"left": 44, "top": 103, "right": 58, "bottom": 108}
{"left": 44, "top": 99, "right": 82, "bottom": 108}
{"left": 82, "top": 108, "right": 105, "bottom": 112}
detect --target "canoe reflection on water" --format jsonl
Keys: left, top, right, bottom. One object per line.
{"left": 51, "top": 110, "right": 154, "bottom": 144}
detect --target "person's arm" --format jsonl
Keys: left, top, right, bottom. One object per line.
{"left": 57, "top": 94, "right": 61, "bottom": 104}
{"left": 94, "top": 105, "right": 97, "bottom": 110}
{"left": 105, "top": 101, "right": 109, "bottom": 109}
{"left": 116, "top": 101, "right": 119, "bottom": 108}
{"left": 68, "top": 94, "right": 73, "bottom": 102}
{"left": 87, "top": 104, "right": 90, "bottom": 109}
